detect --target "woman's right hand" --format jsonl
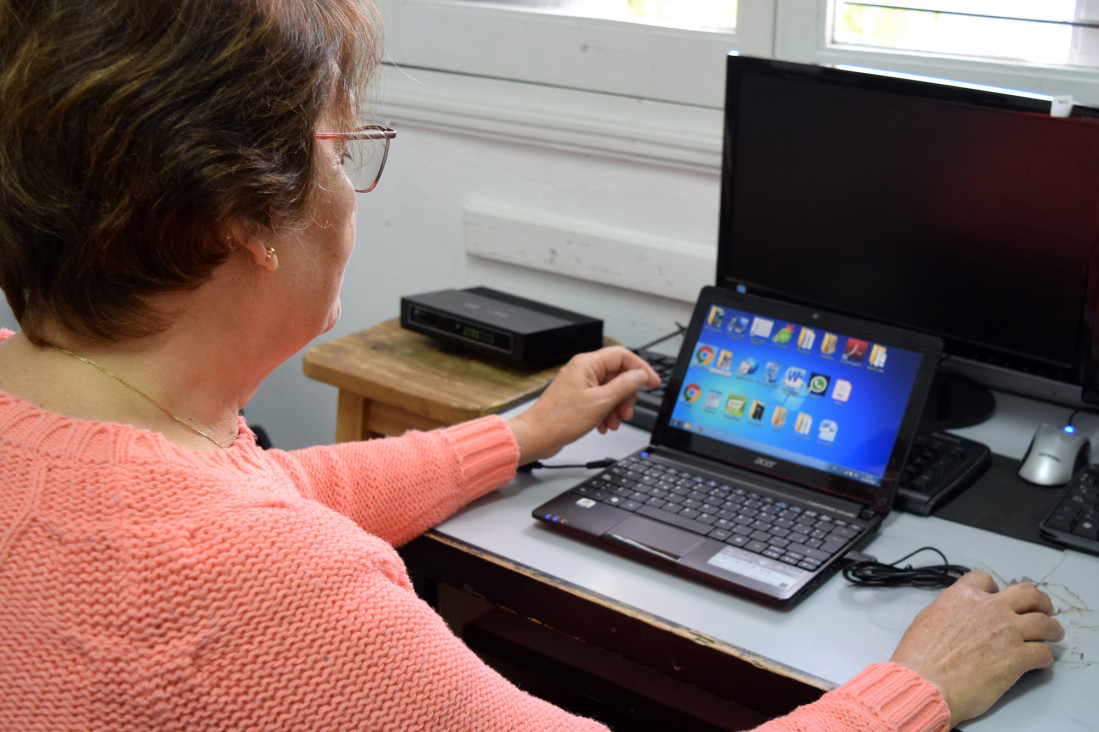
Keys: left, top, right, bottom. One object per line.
{"left": 506, "top": 346, "right": 660, "bottom": 465}
{"left": 889, "top": 570, "right": 1064, "bottom": 728}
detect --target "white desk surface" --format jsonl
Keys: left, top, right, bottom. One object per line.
{"left": 434, "top": 391, "right": 1099, "bottom": 730}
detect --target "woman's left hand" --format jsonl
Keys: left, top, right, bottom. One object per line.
{"left": 507, "top": 346, "right": 661, "bottom": 464}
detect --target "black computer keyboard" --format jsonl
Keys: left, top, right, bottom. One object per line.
{"left": 895, "top": 430, "right": 991, "bottom": 515}
{"left": 1040, "top": 466, "right": 1099, "bottom": 556}
{"left": 628, "top": 350, "right": 677, "bottom": 431}
{"left": 630, "top": 349, "right": 992, "bottom": 515}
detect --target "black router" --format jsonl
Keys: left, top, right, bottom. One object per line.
{"left": 400, "top": 287, "right": 603, "bottom": 367}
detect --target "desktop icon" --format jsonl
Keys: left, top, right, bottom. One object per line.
{"left": 771, "top": 405, "right": 788, "bottom": 428}
{"left": 725, "top": 394, "right": 748, "bottom": 417}
{"left": 764, "top": 361, "right": 781, "bottom": 383}
{"left": 819, "top": 419, "right": 838, "bottom": 443}
{"left": 695, "top": 344, "right": 715, "bottom": 366}
{"left": 782, "top": 367, "right": 807, "bottom": 391}
{"left": 705, "top": 390, "right": 723, "bottom": 410}
{"left": 808, "top": 373, "right": 831, "bottom": 396}
{"left": 707, "top": 306, "right": 725, "bottom": 329}
{"left": 832, "top": 379, "right": 853, "bottom": 402}
{"left": 750, "top": 317, "right": 774, "bottom": 339}
{"left": 716, "top": 349, "right": 734, "bottom": 371}
{"left": 738, "top": 357, "right": 759, "bottom": 375}
{"left": 730, "top": 316, "right": 750, "bottom": 334}
{"left": 842, "top": 338, "right": 868, "bottom": 363}
{"left": 683, "top": 384, "right": 701, "bottom": 403}
{"left": 795, "top": 412, "right": 813, "bottom": 436}
{"left": 773, "top": 324, "right": 795, "bottom": 344}
{"left": 869, "top": 344, "right": 888, "bottom": 369}
{"left": 798, "top": 328, "right": 816, "bottom": 350}
{"left": 750, "top": 400, "right": 766, "bottom": 421}
{"left": 821, "top": 333, "right": 838, "bottom": 356}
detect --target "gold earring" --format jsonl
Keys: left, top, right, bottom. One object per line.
{"left": 265, "top": 247, "right": 275, "bottom": 261}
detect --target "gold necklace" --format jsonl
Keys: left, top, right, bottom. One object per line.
{"left": 48, "top": 344, "right": 227, "bottom": 449}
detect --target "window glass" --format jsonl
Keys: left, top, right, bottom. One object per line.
{"left": 831, "top": 1, "right": 1099, "bottom": 67}
{"left": 473, "top": 0, "right": 737, "bottom": 30}
{"left": 626, "top": 0, "right": 736, "bottom": 30}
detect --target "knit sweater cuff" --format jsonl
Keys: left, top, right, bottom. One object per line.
{"left": 839, "top": 662, "right": 950, "bottom": 732}
{"left": 441, "top": 415, "right": 520, "bottom": 500}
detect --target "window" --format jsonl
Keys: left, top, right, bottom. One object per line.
{"left": 777, "top": 0, "right": 1099, "bottom": 106}
{"left": 378, "top": 0, "right": 766, "bottom": 108}
{"left": 832, "top": 1, "right": 1099, "bottom": 68}
{"left": 477, "top": 0, "right": 737, "bottom": 30}
{"left": 377, "top": 0, "right": 1099, "bottom": 177}
{"left": 383, "top": 0, "right": 1099, "bottom": 110}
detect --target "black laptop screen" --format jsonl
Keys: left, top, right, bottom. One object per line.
{"left": 656, "top": 288, "right": 941, "bottom": 510}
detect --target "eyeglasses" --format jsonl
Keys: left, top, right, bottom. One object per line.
{"left": 314, "top": 125, "right": 396, "bottom": 193}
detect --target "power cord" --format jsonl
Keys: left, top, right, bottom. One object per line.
{"left": 842, "top": 547, "right": 970, "bottom": 588}
{"left": 631, "top": 322, "right": 688, "bottom": 354}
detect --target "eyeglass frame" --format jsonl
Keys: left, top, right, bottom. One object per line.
{"left": 314, "top": 125, "right": 396, "bottom": 193}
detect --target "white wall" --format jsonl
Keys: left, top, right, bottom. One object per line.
{"left": 246, "top": 66, "right": 719, "bottom": 448}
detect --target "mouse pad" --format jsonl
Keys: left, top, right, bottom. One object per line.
{"left": 931, "top": 453, "right": 1064, "bottom": 547}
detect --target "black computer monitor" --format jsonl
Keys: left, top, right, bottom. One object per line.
{"left": 715, "top": 54, "right": 1099, "bottom": 427}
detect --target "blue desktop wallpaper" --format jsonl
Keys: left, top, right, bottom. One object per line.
{"left": 668, "top": 304, "right": 925, "bottom": 485}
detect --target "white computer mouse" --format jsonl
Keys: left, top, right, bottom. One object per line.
{"left": 1017, "top": 423, "right": 1091, "bottom": 486}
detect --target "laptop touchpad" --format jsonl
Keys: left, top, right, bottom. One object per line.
{"left": 602, "top": 515, "right": 705, "bottom": 563}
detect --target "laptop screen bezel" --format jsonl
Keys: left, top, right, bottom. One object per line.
{"left": 650, "top": 286, "right": 943, "bottom": 515}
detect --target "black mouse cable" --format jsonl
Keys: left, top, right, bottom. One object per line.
{"left": 1065, "top": 407, "right": 1099, "bottom": 429}
{"left": 842, "top": 546, "right": 970, "bottom": 588}
{"left": 1068, "top": 408, "right": 1083, "bottom": 427}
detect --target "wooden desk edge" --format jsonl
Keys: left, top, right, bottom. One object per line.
{"left": 401, "top": 530, "right": 833, "bottom": 717}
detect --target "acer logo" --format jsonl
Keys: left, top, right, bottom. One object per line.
{"left": 754, "top": 457, "right": 777, "bottom": 469}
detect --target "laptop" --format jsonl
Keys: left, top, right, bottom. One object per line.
{"left": 533, "top": 286, "right": 942, "bottom": 604}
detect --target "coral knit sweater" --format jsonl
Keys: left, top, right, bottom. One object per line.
{"left": 0, "top": 366, "right": 950, "bottom": 730}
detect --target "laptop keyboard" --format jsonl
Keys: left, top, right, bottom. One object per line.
{"left": 630, "top": 349, "right": 992, "bottom": 515}
{"left": 1040, "top": 466, "right": 1099, "bottom": 556}
{"left": 571, "top": 453, "right": 865, "bottom": 573}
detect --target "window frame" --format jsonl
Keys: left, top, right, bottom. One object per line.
{"left": 376, "top": 0, "right": 1099, "bottom": 177}
{"left": 777, "top": 0, "right": 1099, "bottom": 106}
{"left": 380, "top": 0, "right": 1099, "bottom": 109}
{"left": 378, "top": 0, "right": 770, "bottom": 109}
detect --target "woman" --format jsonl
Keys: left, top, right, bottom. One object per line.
{"left": 0, "top": 0, "right": 1063, "bottom": 729}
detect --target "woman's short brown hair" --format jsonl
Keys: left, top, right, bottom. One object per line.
{"left": 0, "top": 0, "right": 379, "bottom": 344}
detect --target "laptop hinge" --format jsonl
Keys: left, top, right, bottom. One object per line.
{"left": 859, "top": 507, "right": 878, "bottom": 521}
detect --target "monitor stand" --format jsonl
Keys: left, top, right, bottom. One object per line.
{"left": 919, "top": 371, "right": 996, "bottom": 432}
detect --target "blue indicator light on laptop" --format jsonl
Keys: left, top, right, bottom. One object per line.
{"left": 1064, "top": 425, "right": 1077, "bottom": 434}
{"left": 641, "top": 451, "right": 649, "bottom": 458}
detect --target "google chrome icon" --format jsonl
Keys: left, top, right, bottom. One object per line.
{"left": 683, "top": 384, "right": 702, "bottom": 402}
{"left": 695, "top": 345, "right": 715, "bottom": 365}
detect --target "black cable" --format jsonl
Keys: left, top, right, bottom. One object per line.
{"left": 1066, "top": 407, "right": 1099, "bottom": 427}
{"left": 632, "top": 322, "right": 688, "bottom": 354}
{"left": 842, "top": 547, "right": 970, "bottom": 588}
